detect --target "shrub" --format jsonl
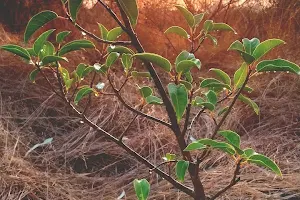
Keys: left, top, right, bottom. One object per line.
{"left": 1, "top": 0, "right": 299, "bottom": 199}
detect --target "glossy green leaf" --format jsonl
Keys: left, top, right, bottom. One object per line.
{"left": 74, "top": 86, "right": 95, "bottom": 105}
{"left": 207, "top": 34, "right": 218, "bottom": 46}
{"left": 175, "top": 50, "right": 195, "bottom": 65}
{"left": 58, "top": 40, "right": 95, "bottom": 56}
{"left": 205, "top": 90, "right": 217, "bottom": 105}
{"left": 234, "top": 62, "right": 248, "bottom": 89}
{"left": 76, "top": 63, "right": 87, "bottom": 79}
{"left": 29, "top": 69, "right": 40, "bottom": 83}
{"left": 184, "top": 142, "right": 206, "bottom": 151}
{"left": 185, "top": 71, "right": 193, "bottom": 83}
{"left": 165, "top": 26, "right": 189, "bottom": 39}
{"left": 107, "top": 27, "right": 123, "bottom": 41}
{"left": 176, "top": 160, "right": 189, "bottom": 182}
{"left": 38, "top": 41, "right": 55, "bottom": 60}
{"left": 243, "top": 86, "right": 254, "bottom": 93}
{"left": 107, "top": 45, "right": 134, "bottom": 54}
{"left": 133, "top": 179, "right": 150, "bottom": 200}
{"left": 98, "top": 23, "right": 108, "bottom": 40}
{"left": 131, "top": 71, "right": 151, "bottom": 78}
{"left": 82, "top": 66, "right": 95, "bottom": 77}
{"left": 41, "top": 55, "right": 68, "bottom": 65}
{"left": 228, "top": 41, "right": 255, "bottom": 64}
{"left": 168, "top": 83, "right": 188, "bottom": 121}
{"left": 211, "top": 23, "right": 236, "bottom": 33}
{"left": 204, "top": 20, "right": 214, "bottom": 32}
{"left": 228, "top": 40, "right": 244, "bottom": 52}
{"left": 56, "top": 31, "right": 71, "bottom": 43}
{"left": 33, "top": 29, "right": 55, "bottom": 54}
{"left": 176, "top": 60, "right": 197, "bottom": 73}
{"left": 134, "top": 53, "right": 171, "bottom": 72}
{"left": 118, "top": 0, "right": 139, "bottom": 26}
{"left": 179, "top": 80, "right": 192, "bottom": 90}
{"left": 218, "top": 130, "right": 240, "bottom": 148}
{"left": 197, "top": 139, "right": 235, "bottom": 155}
{"left": 238, "top": 94, "right": 260, "bottom": 115}
{"left": 0, "top": 44, "right": 31, "bottom": 61}
{"left": 252, "top": 39, "right": 285, "bottom": 60}
{"left": 163, "top": 153, "right": 176, "bottom": 161}
{"left": 209, "top": 68, "right": 231, "bottom": 85}
{"left": 243, "top": 148, "right": 255, "bottom": 158}
{"left": 194, "top": 13, "right": 205, "bottom": 27}
{"left": 145, "top": 95, "right": 163, "bottom": 105}
{"left": 106, "top": 52, "right": 120, "bottom": 67}
{"left": 256, "top": 59, "right": 300, "bottom": 75}
{"left": 24, "top": 11, "right": 58, "bottom": 42}
{"left": 69, "top": 0, "right": 82, "bottom": 21}
{"left": 242, "top": 38, "right": 260, "bottom": 55}
{"left": 139, "top": 86, "right": 153, "bottom": 98}
{"left": 248, "top": 154, "right": 282, "bottom": 176}
{"left": 195, "top": 101, "right": 215, "bottom": 111}
{"left": 27, "top": 48, "right": 37, "bottom": 57}
{"left": 175, "top": 5, "right": 194, "bottom": 27}
{"left": 121, "top": 53, "right": 133, "bottom": 72}
{"left": 200, "top": 78, "right": 231, "bottom": 90}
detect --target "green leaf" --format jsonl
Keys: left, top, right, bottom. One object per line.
{"left": 238, "top": 94, "right": 260, "bottom": 115}
{"left": 24, "top": 11, "right": 58, "bottom": 43}
{"left": 27, "top": 48, "right": 37, "bottom": 57}
{"left": 76, "top": 63, "right": 87, "bottom": 79}
{"left": 243, "top": 86, "right": 254, "bottom": 93}
{"left": 33, "top": 29, "right": 55, "bottom": 54}
{"left": 121, "top": 53, "right": 133, "bottom": 72}
{"left": 200, "top": 78, "right": 231, "bottom": 90}
{"left": 204, "top": 20, "right": 214, "bottom": 32}
{"left": 25, "top": 138, "right": 53, "bottom": 156}
{"left": 252, "top": 39, "right": 285, "bottom": 60}
{"left": 242, "top": 38, "right": 260, "bottom": 55}
{"left": 179, "top": 80, "right": 192, "bottom": 90}
{"left": 184, "top": 142, "right": 206, "bottom": 151}
{"left": 98, "top": 23, "right": 108, "bottom": 40}
{"left": 133, "top": 179, "right": 150, "bottom": 200}
{"left": 197, "top": 139, "right": 236, "bottom": 155}
{"left": 145, "top": 95, "right": 163, "bottom": 105}
{"left": 228, "top": 41, "right": 255, "bottom": 64}
{"left": 168, "top": 83, "right": 188, "bottom": 121}
{"left": 256, "top": 59, "right": 300, "bottom": 75}
{"left": 205, "top": 90, "right": 217, "bottom": 105}
{"left": 175, "top": 5, "right": 194, "bottom": 27}
{"left": 228, "top": 40, "right": 244, "bottom": 52}
{"left": 194, "top": 13, "right": 205, "bottom": 27}
{"left": 38, "top": 41, "right": 55, "bottom": 60}
{"left": 209, "top": 68, "right": 231, "bottom": 85}
{"left": 134, "top": 53, "right": 171, "bottom": 72}
{"left": 82, "top": 66, "right": 95, "bottom": 77}
{"left": 163, "top": 153, "right": 176, "bottom": 161}
{"left": 58, "top": 40, "right": 95, "bottom": 56}
{"left": 218, "top": 130, "right": 240, "bottom": 148}
{"left": 175, "top": 160, "right": 189, "bottom": 182}
{"left": 106, "top": 52, "right": 120, "bottom": 67}
{"left": 107, "top": 27, "right": 123, "bottom": 41}
{"left": 248, "top": 154, "right": 282, "bottom": 176}
{"left": 176, "top": 60, "right": 197, "bottom": 73}
{"left": 185, "top": 71, "right": 193, "bottom": 83}
{"left": 175, "top": 51, "right": 195, "bottom": 66}
{"left": 234, "top": 62, "right": 248, "bottom": 89}
{"left": 69, "top": 0, "right": 82, "bottom": 21}
{"left": 211, "top": 23, "right": 236, "bottom": 33}
{"left": 164, "top": 26, "right": 189, "bottom": 39}
{"left": 74, "top": 86, "right": 95, "bottom": 105}
{"left": 107, "top": 45, "right": 134, "bottom": 54}
{"left": 0, "top": 44, "right": 31, "bottom": 61}
{"left": 41, "top": 55, "right": 68, "bottom": 65}
{"left": 207, "top": 34, "right": 218, "bottom": 46}
{"left": 56, "top": 31, "right": 71, "bottom": 43}
{"left": 243, "top": 148, "right": 255, "bottom": 158}
{"left": 131, "top": 71, "right": 151, "bottom": 78}
{"left": 29, "top": 69, "right": 40, "bottom": 83}
{"left": 194, "top": 100, "right": 215, "bottom": 111}
{"left": 139, "top": 86, "right": 153, "bottom": 98}
{"left": 118, "top": 0, "right": 139, "bottom": 26}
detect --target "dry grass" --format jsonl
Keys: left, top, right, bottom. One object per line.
{"left": 0, "top": 0, "right": 300, "bottom": 199}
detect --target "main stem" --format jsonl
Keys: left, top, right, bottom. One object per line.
{"left": 115, "top": 2, "right": 206, "bottom": 199}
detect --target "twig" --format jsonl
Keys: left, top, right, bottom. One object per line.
{"left": 149, "top": 160, "right": 178, "bottom": 172}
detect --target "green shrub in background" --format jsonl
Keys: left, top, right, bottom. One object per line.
{"left": 1, "top": 0, "right": 299, "bottom": 199}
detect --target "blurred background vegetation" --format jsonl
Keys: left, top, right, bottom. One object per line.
{"left": 0, "top": 0, "right": 299, "bottom": 199}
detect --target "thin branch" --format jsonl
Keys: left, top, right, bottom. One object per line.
{"left": 209, "top": 160, "right": 242, "bottom": 200}
{"left": 149, "top": 160, "right": 178, "bottom": 172}
{"left": 107, "top": 74, "right": 172, "bottom": 128}
{"left": 182, "top": 91, "right": 194, "bottom": 136}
